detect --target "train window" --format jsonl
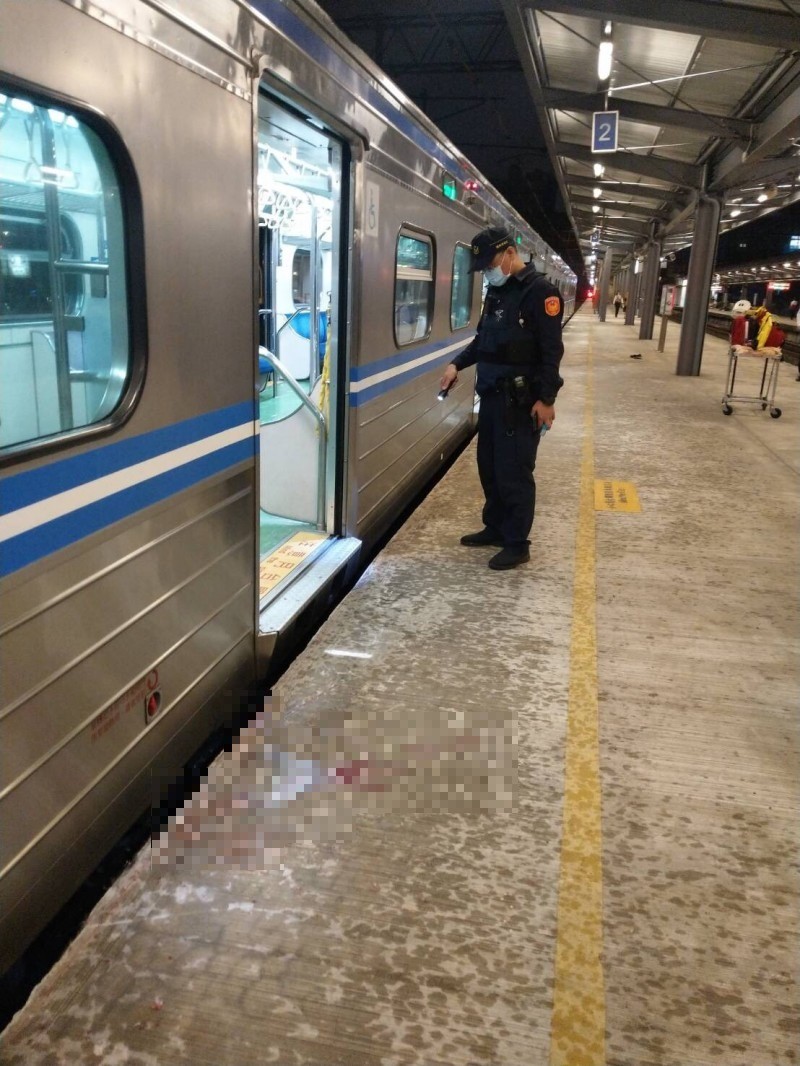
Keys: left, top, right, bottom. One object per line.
{"left": 450, "top": 243, "right": 473, "bottom": 330}
{"left": 0, "top": 88, "right": 131, "bottom": 452}
{"left": 394, "top": 230, "right": 434, "bottom": 346}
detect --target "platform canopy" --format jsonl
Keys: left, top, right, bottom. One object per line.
{"left": 316, "top": 0, "right": 800, "bottom": 273}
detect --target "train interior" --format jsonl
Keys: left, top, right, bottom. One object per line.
{"left": 0, "top": 92, "right": 128, "bottom": 451}
{"left": 256, "top": 92, "right": 354, "bottom": 614}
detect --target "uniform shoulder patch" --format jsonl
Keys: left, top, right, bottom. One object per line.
{"left": 545, "top": 295, "right": 560, "bottom": 317}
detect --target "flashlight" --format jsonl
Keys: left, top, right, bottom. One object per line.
{"left": 437, "top": 382, "right": 454, "bottom": 401}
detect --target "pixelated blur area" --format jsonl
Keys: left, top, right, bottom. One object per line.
{"left": 151, "top": 695, "right": 516, "bottom": 869}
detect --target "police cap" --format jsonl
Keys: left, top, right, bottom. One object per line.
{"left": 469, "top": 227, "right": 513, "bottom": 272}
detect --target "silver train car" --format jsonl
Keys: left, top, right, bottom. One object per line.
{"left": 0, "top": 0, "right": 576, "bottom": 969}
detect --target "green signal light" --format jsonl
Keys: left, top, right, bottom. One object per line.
{"left": 442, "top": 173, "right": 457, "bottom": 200}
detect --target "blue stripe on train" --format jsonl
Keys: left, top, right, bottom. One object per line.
{"left": 349, "top": 357, "right": 456, "bottom": 407}
{"left": 349, "top": 337, "right": 469, "bottom": 383}
{"left": 1, "top": 401, "right": 254, "bottom": 514}
{"left": 0, "top": 437, "right": 254, "bottom": 578}
{"left": 347, "top": 334, "right": 469, "bottom": 406}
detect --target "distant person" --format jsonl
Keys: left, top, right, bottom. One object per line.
{"left": 613, "top": 291, "right": 623, "bottom": 318}
{"left": 439, "top": 227, "right": 564, "bottom": 571}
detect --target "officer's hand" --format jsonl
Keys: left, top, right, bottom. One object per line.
{"left": 440, "top": 363, "right": 458, "bottom": 390}
{"left": 532, "top": 401, "right": 555, "bottom": 429}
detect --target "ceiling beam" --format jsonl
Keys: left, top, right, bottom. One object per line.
{"left": 714, "top": 154, "right": 800, "bottom": 191}
{"left": 566, "top": 178, "right": 674, "bottom": 203}
{"left": 524, "top": 0, "right": 800, "bottom": 48}
{"left": 543, "top": 88, "right": 753, "bottom": 141}
{"left": 571, "top": 195, "right": 665, "bottom": 219}
{"left": 655, "top": 193, "right": 700, "bottom": 240}
{"left": 553, "top": 141, "right": 703, "bottom": 188}
{"left": 575, "top": 213, "right": 650, "bottom": 234}
{"left": 591, "top": 234, "right": 636, "bottom": 244}
{"left": 710, "top": 80, "right": 800, "bottom": 191}
{"left": 566, "top": 174, "right": 675, "bottom": 194}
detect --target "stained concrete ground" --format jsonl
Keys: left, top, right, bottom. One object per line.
{"left": 2, "top": 307, "right": 798, "bottom": 1065}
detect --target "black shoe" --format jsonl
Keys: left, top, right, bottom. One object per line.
{"left": 488, "top": 546, "right": 530, "bottom": 570}
{"left": 460, "top": 529, "right": 504, "bottom": 547}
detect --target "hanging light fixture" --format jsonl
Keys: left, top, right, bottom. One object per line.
{"left": 598, "top": 22, "right": 613, "bottom": 82}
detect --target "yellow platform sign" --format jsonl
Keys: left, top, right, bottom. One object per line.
{"left": 594, "top": 480, "right": 641, "bottom": 512}
{"left": 259, "top": 531, "right": 327, "bottom": 597}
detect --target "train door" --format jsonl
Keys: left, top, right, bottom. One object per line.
{"left": 255, "top": 92, "right": 355, "bottom": 625}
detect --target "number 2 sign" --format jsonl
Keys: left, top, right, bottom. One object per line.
{"left": 592, "top": 111, "right": 618, "bottom": 154}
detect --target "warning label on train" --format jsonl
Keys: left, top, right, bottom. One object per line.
{"left": 91, "top": 670, "right": 159, "bottom": 742}
{"left": 259, "top": 532, "right": 327, "bottom": 597}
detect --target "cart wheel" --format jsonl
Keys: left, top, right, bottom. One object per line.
{"left": 770, "top": 408, "right": 782, "bottom": 419}
{"left": 761, "top": 402, "right": 768, "bottom": 410}
{"left": 722, "top": 403, "right": 733, "bottom": 415}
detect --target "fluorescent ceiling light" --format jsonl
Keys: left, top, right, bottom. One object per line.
{"left": 598, "top": 40, "right": 613, "bottom": 81}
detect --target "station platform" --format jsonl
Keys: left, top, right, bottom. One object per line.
{"left": 3, "top": 306, "right": 798, "bottom": 1066}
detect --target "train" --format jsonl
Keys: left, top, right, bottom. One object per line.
{"left": 0, "top": 0, "right": 576, "bottom": 971}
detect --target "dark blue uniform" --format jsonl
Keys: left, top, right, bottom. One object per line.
{"left": 452, "top": 265, "right": 564, "bottom": 548}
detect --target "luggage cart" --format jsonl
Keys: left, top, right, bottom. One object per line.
{"left": 721, "top": 344, "right": 782, "bottom": 418}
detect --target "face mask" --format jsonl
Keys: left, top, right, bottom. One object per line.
{"left": 484, "top": 252, "right": 510, "bottom": 287}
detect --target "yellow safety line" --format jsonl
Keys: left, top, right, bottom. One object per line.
{"left": 549, "top": 339, "right": 606, "bottom": 1066}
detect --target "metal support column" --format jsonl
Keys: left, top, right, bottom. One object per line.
{"left": 639, "top": 240, "right": 662, "bottom": 340}
{"left": 625, "top": 267, "right": 640, "bottom": 325}
{"left": 676, "top": 195, "right": 722, "bottom": 375}
{"left": 622, "top": 264, "right": 633, "bottom": 317}
{"left": 597, "top": 249, "right": 613, "bottom": 321}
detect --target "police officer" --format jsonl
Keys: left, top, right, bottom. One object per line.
{"left": 440, "top": 227, "right": 564, "bottom": 570}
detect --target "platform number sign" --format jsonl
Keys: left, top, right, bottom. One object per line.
{"left": 592, "top": 110, "right": 619, "bottom": 154}
{"left": 366, "top": 181, "right": 379, "bottom": 238}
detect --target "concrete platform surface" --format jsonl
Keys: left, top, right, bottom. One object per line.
{"left": 2, "top": 308, "right": 798, "bottom": 1066}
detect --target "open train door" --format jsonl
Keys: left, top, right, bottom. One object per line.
{"left": 254, "top": 90, "right": 360, "bottom": 662}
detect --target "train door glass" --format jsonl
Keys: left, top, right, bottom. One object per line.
{"left": 256, "top": 94, "right": 344, "bottom": 604}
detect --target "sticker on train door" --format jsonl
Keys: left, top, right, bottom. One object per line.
{"left": 365, "top": 181, "right": 379, "bottom": 238}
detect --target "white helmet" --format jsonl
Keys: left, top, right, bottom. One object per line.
{"left": 732, "top": 299, "right": 751, "bottom": 316}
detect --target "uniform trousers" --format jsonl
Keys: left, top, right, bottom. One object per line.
{"left": 476, "top": 391, "right": 540, "bottom": 548}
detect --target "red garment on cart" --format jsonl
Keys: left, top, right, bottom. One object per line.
{"left": 765, "top": 325, "right": 785, "bottom": 348}
{"left": 730, "top": 316, "right": 748, "bottom": 345}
